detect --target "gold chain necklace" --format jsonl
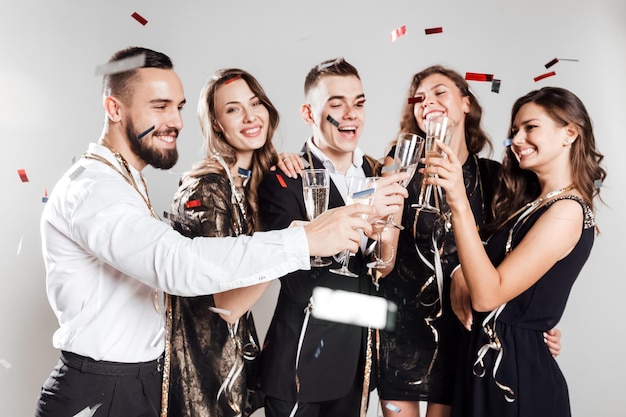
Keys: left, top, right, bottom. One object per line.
{"left": 83, "top": 144, "right": 158, "bottom": 219}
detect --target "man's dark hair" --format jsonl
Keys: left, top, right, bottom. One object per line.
{"left": 303, "top": 57, "right": 360, "bottom": 99}
{"left": 102, "top": 46, "right": 173, "bottom": 103}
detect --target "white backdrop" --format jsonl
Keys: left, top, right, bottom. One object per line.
{"left": 1, "top": 0, "right": 625, "bottom": 415}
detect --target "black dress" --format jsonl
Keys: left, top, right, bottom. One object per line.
{"left": 167, "top": 173, "right": 264, "bottom": 417}
{"left": 452, "top": 196, "right": 595, "bottom": 417}
{"left": 377, "top": 154, "right": 500, "bottom": 405}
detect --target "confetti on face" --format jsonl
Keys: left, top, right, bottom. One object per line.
{"left": 137, "top": 125, "right": 155, "bottom": 141}
{"left": 424, "top": 27, "right": 443, "bottom": 35}
{"left": 491, "top": 79, "right": 501, "bottom": 93}
{"left": 275, "top": 173, "right": 287, "bottom": 188}
{"left": 185, "top": 199, "right": 201, "bottom": 209}
{"left": 464, "top": 72, "right": 494, "bottom": 82}
{"left": 131, "top": 12, "right": 148, "bottom": 26}
{"left": 224, "top": 75, "right": 242, "bottom": 85}
{"left": 17, "top": 169, "right": 29, "bottom": 182}
{"left": 407, "top": 96, "right": 424, "bottom": 105}
{"left": 326, "top": 114, "right": 340, "bottom": 128}
{"left": 545, "top": 58, "right": 559, "bottom": 69}
{"left": 94, "top": 53, "right": 146, "bottom": 76}
{"left": 534, "top": 71, "right": 556, "bottom": 82}
{"left": 390, "top": 25, "right": 407, "bottom": 42}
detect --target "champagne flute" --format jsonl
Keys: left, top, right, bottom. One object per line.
{"left": 412, "top": 115, "right": 455, "bottom": 213}
{"left": 330, "top": 176, "right": 376, "bottom": 277}
{"left": 302, "top": 169, "right": 332, "bottom": 267}
{"left": 382, "top": 132, "right": 425, "bottom": 230}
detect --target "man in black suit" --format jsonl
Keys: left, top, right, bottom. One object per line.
{"left": 258, "top": 57, "right": 408, "bottom": 417}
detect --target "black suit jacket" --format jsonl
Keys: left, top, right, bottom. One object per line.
{"left": 258, "top": 143, "right": 376, "bottom": 403}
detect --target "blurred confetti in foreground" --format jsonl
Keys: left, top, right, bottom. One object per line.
{"left": 94, "top": 53, "right": 146, "bottom": 76}
{"left": 390, "top": 25, "right": 407, "bottom": 42}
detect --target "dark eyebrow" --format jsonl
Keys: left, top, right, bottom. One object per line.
{"left": 224, "top": 94, "right": 259, "bottom": 107}
{"left": 150, "top": 98, "right": 187, "bottom": 106}
{"left": 327, "top": 93, "right": 366, "bottom": 102}
{"left": 519, "top": 118, "right": 540, "bottom": 125}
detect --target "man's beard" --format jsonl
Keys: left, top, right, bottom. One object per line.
{"left": 127, "top": 121, "right": 179, "bottom": 170}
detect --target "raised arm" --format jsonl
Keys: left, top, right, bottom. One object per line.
{"left": 422, "top": 142, "right": 583, "bottom": 311}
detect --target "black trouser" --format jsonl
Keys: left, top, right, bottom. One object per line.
{"left": 264, "top": 380, "right": 365, "bottom": 417}
{"left": 35, "top": 351, "right": 163, "bottom": 417}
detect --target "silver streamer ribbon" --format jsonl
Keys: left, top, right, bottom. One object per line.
{"left": 472, "top": 304, "right": 515, "bottom": 403}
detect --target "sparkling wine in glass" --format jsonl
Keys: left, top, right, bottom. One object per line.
{"left": 382, "top": 132, "right": 425, "bottom": 230}
{"left": 330, "top": 176, "right": 376, "bottom": 277}
{"left": 302, "top": 169, "right": 331, "bottom": 267}
{"left": 412, "top": 115, "right": 455, "bottom": 213}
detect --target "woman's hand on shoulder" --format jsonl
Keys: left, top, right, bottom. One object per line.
{"left": 271, "top": 152, "right": 304, "bottom": 178}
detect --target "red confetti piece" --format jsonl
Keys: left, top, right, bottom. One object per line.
{"left": 42, "top": 187, "right": 49, "bottom": 203}
{"left": 534, "top": 71, "right": 556, "bottom": 82}
{"left": 17, "top": 169, "right": 29, "bottom": 182}
{"left": 465, "top": 72, "right": 494, "bottom": 82}
{"left": 545, "top": 58, "right": 559, "bottom": 69}
{"left": 390, "top": 25, "right": 407, "bottom": 42}
{"left": 424, "top": 27, "right": 443, "bottom": 35}
{"left": 224, "top": 75, "right": 241, "bottom": 85}
{"left": 275, "top": 173, "right": 287, "bottom": 188}
{"left": 131, "top": 12, "right": 148, "bottom": 26}
{"left": 185, "top": 199, "right": 201, "bottom": 209}
{"left": 407, "top": 96, "right": 424, "bottom": 105}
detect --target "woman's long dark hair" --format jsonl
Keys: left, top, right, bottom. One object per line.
{"left": 489, "top": 87, "right": 606, "bottom": 232}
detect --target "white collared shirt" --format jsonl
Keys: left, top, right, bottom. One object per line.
{"left": 306, "top": 137, "right": 366, "bottom": 202}
{"left": 41, "top": 143, "right": 310, "bottom": 363}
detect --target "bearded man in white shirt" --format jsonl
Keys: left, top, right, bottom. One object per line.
{"left": 34, "top": 46, "right": 377, "bottom": 417}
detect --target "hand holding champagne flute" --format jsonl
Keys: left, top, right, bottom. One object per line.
{"left": 302, "top": 169, "right": 331, "bottom": 267}
{"left": 382, "top": 132, "right": 425, "bottom": 230}
{"left": 330, "top": 176, "right": 376, "bottom": 277}
{"left": 412, "top": 115, "right": 455, "bottom": 213}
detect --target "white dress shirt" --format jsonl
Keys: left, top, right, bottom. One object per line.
{"left": 305, "top": 137, "right": 366, "bottom": 201}
{"left": 41, "top": 143, "right": 310, "bottom": 363}
{"left": 305, "top": 138, "right": 368, "bottom": 251}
